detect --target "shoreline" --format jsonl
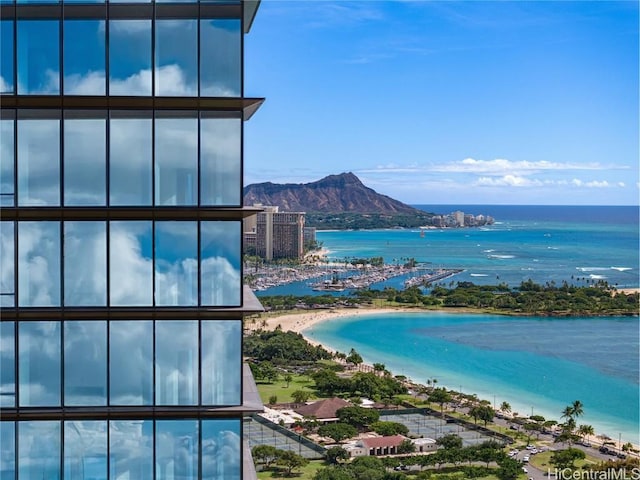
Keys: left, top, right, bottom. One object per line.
{"left": 247, "top": 305, "right": 640, "bottom": 451}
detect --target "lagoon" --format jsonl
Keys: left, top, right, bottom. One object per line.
{"left": 304, "top": 311, "right": 640, "bottom": 444}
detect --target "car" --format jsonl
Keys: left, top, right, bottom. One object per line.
{"left": 523, "top": 456, "right": 530, "bottom": 462}
{"left": 522, "top": 467, "right": 528, "bottom": 473}
{"left": 526, "top": 444, "right": 534, "bottom": 450}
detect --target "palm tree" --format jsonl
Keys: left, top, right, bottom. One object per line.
{"left": 560, "top": 405, "right": 574, "bottom": 421}
{"left": 577, "top": 424, "right": 594, "bottom": 445}
{"left": 570, "top": 400, "right": 584, "bottom": 419}
{"left": 500, "top": 401, "right": 511, "bottom": 414}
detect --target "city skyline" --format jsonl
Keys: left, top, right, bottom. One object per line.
{"left": 244, "top": 0, "right": 639, "bottom": 206}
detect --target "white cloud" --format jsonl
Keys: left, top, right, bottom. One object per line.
{"left": 475, "top": 175, "right": 543, "bottom": 187}
{"left": 364, "top": 157, "right": 628, "bottom": 176}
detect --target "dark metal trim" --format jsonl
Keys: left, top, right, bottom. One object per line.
{"left": 0, "top": 97, "right": 265, "bottom": 118}
{"left": 0, "top": 206, "right": 263, "bottom": 220}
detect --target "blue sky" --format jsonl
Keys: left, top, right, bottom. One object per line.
{"left": 244, "top": 1, "right": 639, "bottom": 205}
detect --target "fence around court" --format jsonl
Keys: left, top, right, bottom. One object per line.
{"left": 379, "top": 408, "right": 513, "bottom": 445}
{"left": 244, "top": 414, "right": 327, "bottom": 459}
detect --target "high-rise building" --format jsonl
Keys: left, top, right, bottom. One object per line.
{"left": 243, "top": 205, "right": 305, "bottom": 260}
{"left": 0, "top": 1, "right": 264, "bottom": 478}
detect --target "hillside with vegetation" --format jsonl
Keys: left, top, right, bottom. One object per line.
{"left": 243, "top": 172, "right": 435, "bottom": 228}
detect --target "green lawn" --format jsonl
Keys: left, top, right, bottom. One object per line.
{"left": 529, "top": 450, "right": 600, "bottom": 471}
{"left": 256, "top": 459, "right": 325, "bottom": 479}
{"left": 257, "top": 373, "right": 317, "bottom": 405}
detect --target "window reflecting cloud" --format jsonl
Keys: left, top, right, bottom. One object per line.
{"left": 202, "top": 420, "right": 241, "bottom": 480}
{"left": 155, "top": 222, "right": 197, "bottom": 305}
{"left": 156, "top": 321, "right": 198, "bottom": 405}
{"left": 200, "top": 117, "right": 241, "bottom": 205}
{"left": 17, "top": 21, "right": 59, "bottom": 94}
{"left": 64, "top": 117, "right": 106, "bottom": 206}
{"left": 64, "top": 20, "right": 105, "bottom": 95}
{"left": 64, "top": 221, "right": 106, "bottom": 305}
{"left": 201, "top": 321, "right": 241, "bottom": 406}
{"left": 18, "top": 421, "right": 60, "bottom": 480}
{"left": 109, "top": 221, "right": 152, "bottom": 306}
{"left": 109, "top": 116, "right": 152, "bottom": 205}
{"left": 109, "top": 20, "right": 151, "bottom": 96}
{"left": 64, "top": 322, "right": 107, "bottom": 406}
{"left": 200, "top": 20, "right": 240, "bottom": 97}
{"left": 64, "top": 421, "right": 107, "bottom": 480}
{"left": 156, "top": 20, "right": 197, "bottom": 96}
{"left": 155, "top": 118, "right": 198, "bottom": 206}
{"left": 17, "top": 118, "right": 60, "bottom": 206}
{"left": 0, "top": 322, "right": 15, "bottom": 406}
{"left": 0, "top": 422, "right": 15, "bottom": 479}
{"left": 0, "top": 221, "right": 15, "bottom": 307}
{"left": 0, "top": 20, "right": 13, "bottom": 93}
{"left": 109, "top": 321, "right": 153, "bottom": 406}
{"left": 19, "top": 321, "right": 61, "bottom": 406}
{"left": 201, "top": 222, "right": 241, "bottom": 306}
{"left": 18, "top": 221, "right": 60, "bottom": 306}
{"left": 109, "top": 421, "right": 153, "bottom": 480}
{"left": 156, "top": 420, "right": 198, "bottom": 480}
{"left": 1, "top": 119, "right": 15, "bottom": 206}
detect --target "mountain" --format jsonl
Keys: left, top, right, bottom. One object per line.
{"left": 243, "top": 172, "right": 423, "bottom": 214}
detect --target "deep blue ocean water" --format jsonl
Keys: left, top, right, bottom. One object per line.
{"left": 304, "top": 312, "right": 640, "bottom": 444}
{"left": 264, "top": 206, "right": 640, "bottom": 443}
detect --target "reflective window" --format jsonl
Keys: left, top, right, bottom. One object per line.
{"left": 202, "top": 321, "right": 241, "bottom": 406}
{"left": 109, "top": 421, "right": 153, "bottom": 480}
{"left": 18, "top": 421, "right": 60, "bottom": 480}
{"left": 17, "top": 21, "right": 59, "bottom": 94}
{"left": 18, "top": 222, "right": 60, "bottom": 307}
{"left": 64, "top": 222, "right": 106, "bottom": 306}
{"left": 201, "top": 222, "right": 241, "bottom": 306}
{"left": 64, "top": 115, "right": 106, "bottom": 205}
{"left": 109, "top": 20, "right": 151, "bottom": 96}
{"left": 156, "top": 321, "right": 198, "bottom": 405}
{"left": 64, "top": 20, "right": 105, "bottom": 95}
{"left": 0, "top": 322, "right": 15, "bottom": 407}
{"left": 0, "top": 221, "right": 15, "bottom": 307}
{"left": 109, "top": 221, "right": 152, "bottom": 306}
{"left": 17, "top": 117, "right": 60, "bottom": 206}
{"left": 64, "top": 421, "right": 107, "bottom": 480}
{"left": 109, "top": 114, "right": 152, "bottom": 205}
{"left": 18, "top": 321, "right": 61, "bottom": 406}
{"left": 0, "top": 118, "right": 14, "bottom": 206}
{"left": 0, "top": 422, "right": 15, "bottom": 480}
{"left": 109, "top": 321, "right": 152, "bottom": 405}
{"left": 202, "top": 420, "right": 241, "bottom": 480}
{"left": 155, "top": 20, "right": 197, "bottom": 96}
{"left": 155, "top": 116, "right": 198, "bottom": 205}
{"left": 0, "top": 21, "right": 13, "bottom": 94}
{"left": 156, "top": 420, "right": 198, "bottom": 480}
{"left": 200, "top": 20, "right": 240, "bottom": 97}
{"left": 200, "top": 117, "right": 241, "bottom": 205}
{"left": 64, "top": 322, "right": 106, "bottom": 406}
{"left": 155, "top": 222, "right": 197, "bottom": 306}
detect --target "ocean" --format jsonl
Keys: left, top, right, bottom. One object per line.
{"left": 261, "top": 205, "right": 640, "bottom": 443}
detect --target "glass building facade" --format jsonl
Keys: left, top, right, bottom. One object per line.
{"left": 0, "top": 0, "right": 264, "bottom": 478}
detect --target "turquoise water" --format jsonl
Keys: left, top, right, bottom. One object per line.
{"left": 304, "top": 312, "right": 640, "bottom": 444}
{"left": 260, "top": 206, "right": 639, "bottom": 296}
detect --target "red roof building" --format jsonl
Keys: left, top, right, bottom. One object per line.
{"left": 293, "top": 397, "right": 351, "bottom": 421}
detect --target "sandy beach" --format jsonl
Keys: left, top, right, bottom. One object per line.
{"left": 247, "top": 306, "right": 418, "bottom": 351}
